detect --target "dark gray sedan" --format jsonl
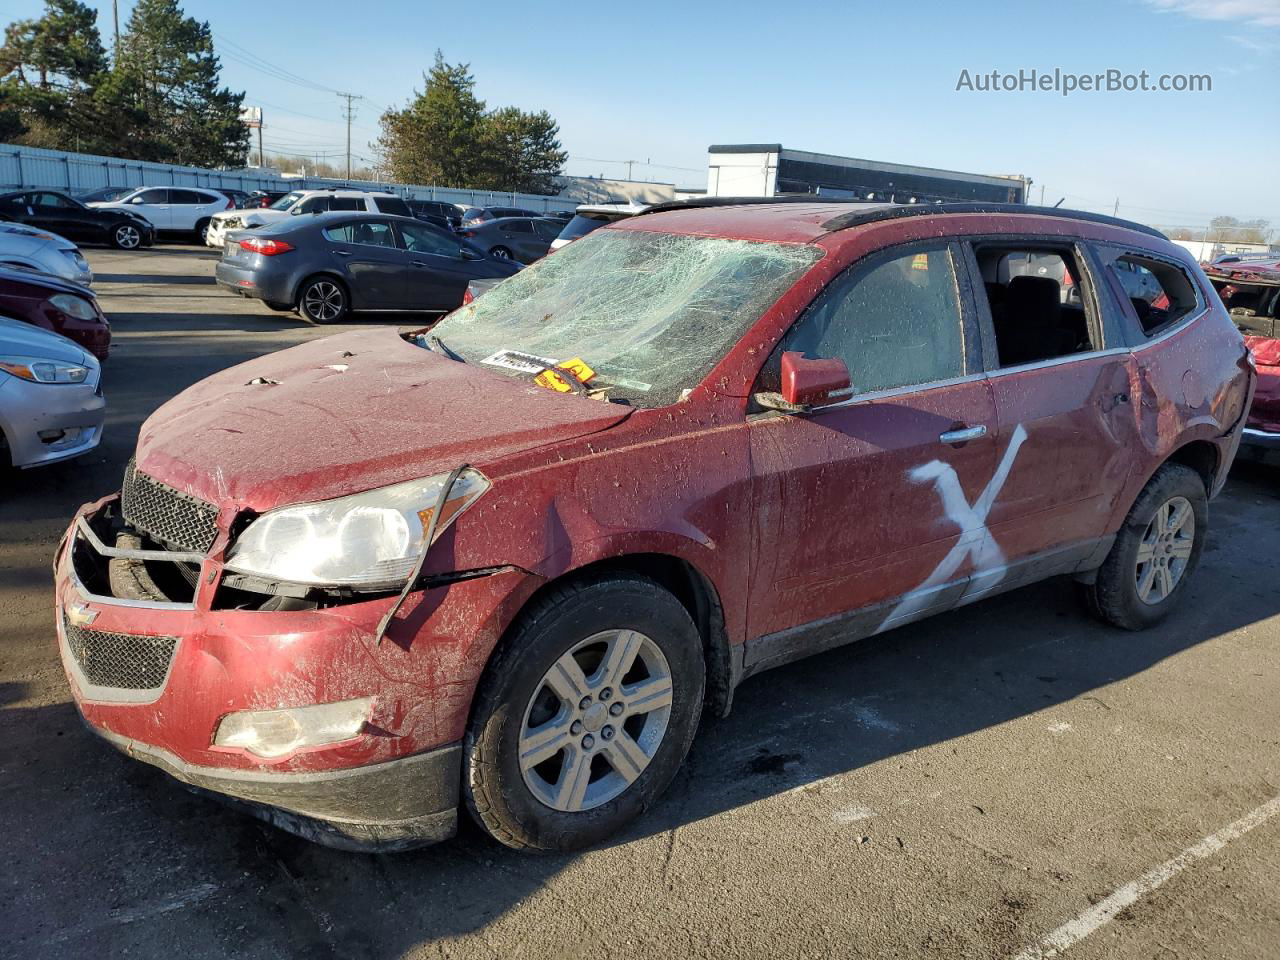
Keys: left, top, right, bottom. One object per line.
{"left": 215, "top": 212, "right": 521, "bottom": 323}
{"left": 458, "top": 217, "right": 563, "bottom": 264}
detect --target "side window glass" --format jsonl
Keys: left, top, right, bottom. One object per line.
{"left": 36, "top": 193, "right": 72, "bottom": 208}
{"left": 331, "top": 197, "right": 364, "bottom": 211}
{"left": 1107, "top": 254, "right": 1199, "bottom": 335}
{"left": 137, "top": 189, "right": 168, "bottom": 204}
{"left": 505, "top": 219, "right": 533, "bottom": 233}
{"left": 761, "top": 246, "right": 966, "bottom": 395}
{"left": 322, "top": 224, "right": 354, "bottom": 243}
{"left": 296, "top": 197, "right": 328, "bottom": 214}
{"left": 347, "top": 221, "right": 395, "bottom": 247}
{"left": 399, "top": 222, "right": 460, "bottom": 256}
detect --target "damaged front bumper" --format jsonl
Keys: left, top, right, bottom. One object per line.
{"left": 55, "top": 495, "right": 539, "bottom": 851}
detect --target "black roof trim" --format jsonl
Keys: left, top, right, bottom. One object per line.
{"left": 708, "top": 143, "right": 783, "bottom": 154}
{"left": 634, "top": 196, "right": 1167, "bottom": 241}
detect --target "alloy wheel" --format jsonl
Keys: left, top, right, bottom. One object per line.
{"left": 1135, "top": 495, "right": 1195, "bottom": 605}
{"left": 302, "top": 281, "right": 344, "bottom": 322}
{"left": 490, "top": 246, "right": 512, "bottom": 260}
{"left": 518, "top": 629, "right": 673, "bottom": 812}
{"left": 115, "top": 225, "right": 140, "bottom": 249}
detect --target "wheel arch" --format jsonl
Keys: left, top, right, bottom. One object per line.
{"left": 293, "top": 270, "right": 351, "bottom": 307}
{"left": 486, "top": 551, "right": 737, "bottom": 720}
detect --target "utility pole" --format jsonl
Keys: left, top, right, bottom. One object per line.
{"left": 1039, "top": 184, "right": 1045, "bottom": 205}
{"left": 625, "top": 159, "right": 636, "bottom": 181}
{"left": 257, "top": 110, "right": 264, "bottom": 170}
{"left": 1113, "top": 197, "right": 1120, "bottom": 216}
{"left": 112, "top": 0, "right": 120, "bottom": 61}
{"left": 337, "top": 93, "right": 362, "bottom": 182}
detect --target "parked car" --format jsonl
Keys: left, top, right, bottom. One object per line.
{"left": 406, "top": 199, "right": 463, "bottom": 231}
{"left": 0, "top": 265, "right": 109, "bottom": 360}
{"left": 550, "top": 202, "right": 647, "bottom": 252}
{"left": 89, "top": 187, "right": 233, "bottom": 244}
{"left": 216, "top": 211, "right": 520, "bottom": 321}
{"left": 244, "top": 190, "right": 290, "bottom": 209}
{"left": 540, "top": 210, "right": 575, "bottom": 223}
{"left": 0, "top": 316, "right": 104, "bottom": 468}
{"left": 463, "top": 276, "right": 504, "bottom": 303}
{"left": 75, "top": 185, "right": 139, "bottom": 204}
{"left": 0, "top": 189, "right": 154, "bottom": 250}
{"left": 458, "top": 205, "right": 541, "bottom": 226}
{"left": 1240, "top": 335, "right": 1280, "bottom": 460}
{"left": 220, "top": 189, "right": 254, "bottom": 209}
{"left": 55, "top": 200, "right": 1250, "bottom": 855}
{"left": 0, "top": 223, "right": 93, "bottom": 285}
{"left": 206, "top": 189, "right": 413, "bottom": 249}
{"left": 458, "top": 216, "right": 562, "bottom": 262}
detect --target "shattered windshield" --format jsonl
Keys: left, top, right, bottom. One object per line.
{"left": 429, "top": 227, "right": 822, "bottom": 407}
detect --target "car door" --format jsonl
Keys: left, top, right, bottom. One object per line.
{"left": 395, "top": 219, "right": 485, "bottom": 309}
{"left": 167, "top": 189, "right": 211, "bottom": 231}
{"left": 964, "top": 237, "right": 1141, "bottom": 580}
{"left": 501, "top": 219, "right": 538, "bottom": 262}
{"left": 745, "top": 242, "right": 999, "bottom": 672}
{"left": 26, "top": 193, "right": 85, "bottom": 240}
{"left": 323, "top": 219, "right": 406, "bottom": 308}
{"left": 127, "top": 189, "right": 172, "bottom": 230}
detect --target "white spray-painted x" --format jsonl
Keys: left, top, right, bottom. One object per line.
{"left": 885, "top": 424, "right": 1028, "bottom": 625}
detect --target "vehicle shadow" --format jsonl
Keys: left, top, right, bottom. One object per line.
{"left": 3, "top": 460, "right": 1278, "bottom": 958}
{"left": 94, "top": 273, "right": 216, "bottom": 285}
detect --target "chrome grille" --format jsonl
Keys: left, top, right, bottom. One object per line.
{"left": 121, "top": 459, "right": 219, "bottom": 553}
{"left": 64, "top": 617, "right": 178, "bottom": 690}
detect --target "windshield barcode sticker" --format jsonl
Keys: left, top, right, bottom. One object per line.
{"left": 481, "top": 350, "right": 558, "bottom": 374}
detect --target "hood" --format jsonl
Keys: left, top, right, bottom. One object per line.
{"left": 135, "top": 327, "right": 631, "bottom": 511}
{"left": 0, "top": 264, "right": 95, "bottom": 298}
{"left": 0, "top": 223, "right": 74, "bottom": 249}
{"left": 0, "top": 316, "right": 91, "bottom": 363}
{"left": 218, "top": 208, "right": 288, "bottom": 228}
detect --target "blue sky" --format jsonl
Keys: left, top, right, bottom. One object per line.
{"left": 12, "top": 0, "right": 1280, "bottom": 228}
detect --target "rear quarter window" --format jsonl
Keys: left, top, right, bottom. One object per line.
{"left": 374, "top": 196, "right": 412, "bottom": 216}
{"left": 1103, "top": 251, "right": 1201, "bottom": 338}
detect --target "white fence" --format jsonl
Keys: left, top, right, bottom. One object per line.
{"left": 0, "top": 143, "right": 588, "bottom": 213}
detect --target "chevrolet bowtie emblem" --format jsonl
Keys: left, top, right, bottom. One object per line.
{"left": 66, "top": 601, "right": 98, "bottom": 628}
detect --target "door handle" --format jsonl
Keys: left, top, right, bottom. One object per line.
{"left": 412, "top": 260, "right": 428, "bottom": 267}
{"left": 334, "top": 249, "right": 351, "bottom": 256}
{"left": 939, "top": 425, "right": 987, "bottom": 444}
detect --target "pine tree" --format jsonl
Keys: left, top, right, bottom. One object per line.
{"left": 378, "top": 52, "right": 487, "bottom": 186}
{"left": 0, "top": 0, "right": 108, "bottom": 150}
{"left": 105, "top": 0, "right": 247, "bottom": 166}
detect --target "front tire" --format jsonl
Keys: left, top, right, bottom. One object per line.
{"left": 1079, "top": 463, "right": 1207, "bottom": 630}
{"left": 110, "top": 223, "right": 142, "bottom": 250}
{"left": 296, "top": 276, "right": 349, "bottom": 324}
{"left": 465, "top": 576, "right": 705, "bottom": 852}
{"left": 489, "top": 245, "right": 513, "bottom": 261}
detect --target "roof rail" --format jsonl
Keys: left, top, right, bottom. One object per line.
{"left": 636, "top": 196, "right": 1166, "bottom": 240}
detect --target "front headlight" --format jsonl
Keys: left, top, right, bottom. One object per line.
{"left": 224, "top": 468, "right": 490, "bottom": 588}
{"left": 47, "top": 293, "right": 98, "bottom": 320}
{"left": 214, "top": 697, "right": 375, "bottom": 758}
{"left": 0, "top": 354, "right": 91, "bottom": 384}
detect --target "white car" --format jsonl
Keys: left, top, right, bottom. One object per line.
{"left": 204, "top": 189, "right": 413, "bottom": 248}
{"left": 0, "top": 223, "right": 93, "bottom": 285}
{"left": 90, "top": 187, "right": 233, "bottom": 244}
{"left": 549, "top": 202, "right": 648, "bottom": 252}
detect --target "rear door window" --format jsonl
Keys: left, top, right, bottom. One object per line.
{"left": 504, "top": 219, "right": 534, "bottom": 233}
{"left": 169, "top": 189, "right": 204, "bottom": 205}
{"left": 760, "top": 244, "right": 968, "bottom": 396}
{"left": 325, "top": 220, "right": 395, "bottom": 247}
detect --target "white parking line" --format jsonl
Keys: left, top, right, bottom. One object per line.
{"left": 1011, "top": 794, "right": 1280, "bottom": 960}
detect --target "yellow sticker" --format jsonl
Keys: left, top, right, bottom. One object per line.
{"left": 911, "top": 253, "right": 929, "bottom": 271}
{"left": 533, "top": 357, "right": 597, "bottom": 393}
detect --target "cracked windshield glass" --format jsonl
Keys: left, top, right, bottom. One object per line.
{"left": 429, "top": 227, "right": 822, "bottom": 406}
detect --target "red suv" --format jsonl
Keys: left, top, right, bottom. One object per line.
{"left": 55, "top": 200, "right": 1253, "bottom": 852}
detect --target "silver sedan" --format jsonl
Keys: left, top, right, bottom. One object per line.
{"left": 0, "top": 317, "right": 105, "bottom": 468}
{"left": 0, "top": 223, "right": 93, "bottom": 286}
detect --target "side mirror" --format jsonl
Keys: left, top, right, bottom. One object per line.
{"left": 781, "top": 351, "right": 853, "bottom": 408}
{"left": 130, "top": 196, "right": 145, "bottom": 204}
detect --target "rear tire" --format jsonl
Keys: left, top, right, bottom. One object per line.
{"left": 464, "top": 576, "right": 705, "bottom": 852}
{"left": 194, "top": 218, "right": 212, "bottom": 245}
{"left": 110, "top": 223, "right": 142, "bottom": 250}
{"left": 489, "top": 246, "right": 513, "bottom": 261}
{"left": 296, "top": 276, "right": 349, "bottom": 324}
{"left": 1079, "top": 463, "right": 1207, "bottom": 630}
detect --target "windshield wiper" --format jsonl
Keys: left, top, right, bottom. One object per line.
{"left": 429, "top": 336, "right": 466, "bottom": 363}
